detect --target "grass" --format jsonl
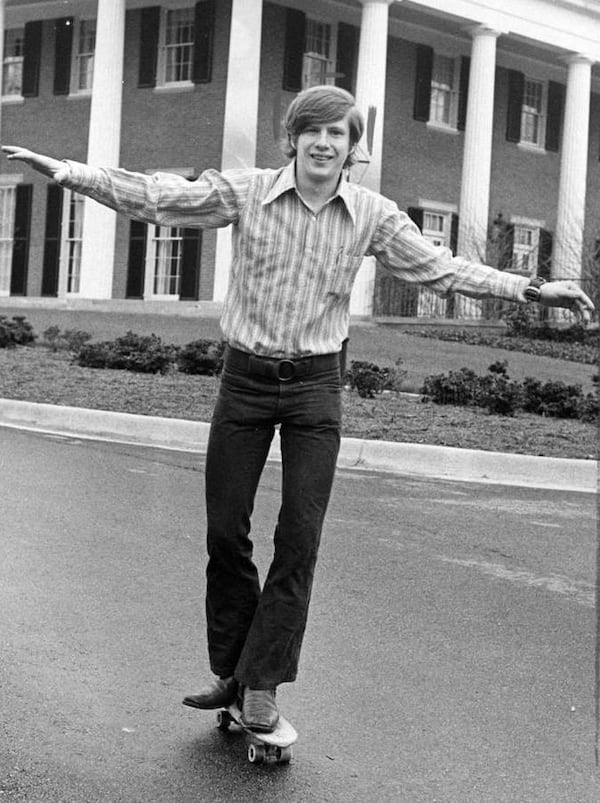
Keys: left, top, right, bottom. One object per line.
{"left": 0, "top": 306, "right": 597, "bottom": 460}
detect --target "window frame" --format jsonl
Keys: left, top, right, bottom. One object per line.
{"left": 427, "top": 52, "right": 461, "bottom": 132}
{"left": 59, "top": 189, "right": 85, "bottom": 295}
{"left": 70, "top": 17, "right": 96, "bottom": 96}
{"left": 144, "top": 224, "right": 185, "bottom": 299}
{"left": 519, "top": 77, "right": 547, "bottom": 151}
{"left": 301, "top": 15, "right": 338, "bottom": 91}
{"left": 2, "top": 27, "right": 25, "bottom": 101}
{"left": 155, "top": 5, "right": 196, "bottom": 90}
{"left": 510, "top": 216, "right": 545, "bottom": 276}
{"left": 0, "top": 183, "right": 17, "bottom": 295}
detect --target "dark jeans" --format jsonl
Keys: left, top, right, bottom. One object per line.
{"left": 204, "top": 350, "right": 342, "bottom": 689}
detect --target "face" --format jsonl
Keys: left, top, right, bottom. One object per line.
{"left": 293, "top": 114, "right": 352, "bottom": 190}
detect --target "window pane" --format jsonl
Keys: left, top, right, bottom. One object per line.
{"left": 521, "top": 79, "right": 543, "bottom": 145}
{"left": 165, "top": 8, "right": 194, "bottom": 83}
{"left": 0, "top": 187, "right": 16, "bottom": 292}
{"left": 3, "top": 29, "right": 24, "bottom": 96}
{"left": 303, "top": 19, "right": 333, "bottom": 89}
{"left": 153, "top": 225, "right": 182, "bottom": 295}
{"left": 66, "top": 195, "right": 84, "bottom": 293}
{"left": 430, "top": 56, "right": 455, "bottom": 125}
{"left": 76, "top": 20, "right": 96, "bottom": 91}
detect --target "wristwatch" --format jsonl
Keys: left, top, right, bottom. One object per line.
{"left": 524, "top": 276, "right": 547, "bottom": 302}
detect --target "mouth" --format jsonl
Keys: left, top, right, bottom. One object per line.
{"left": 310, "top": 153, "right": 333, "bottom": 163}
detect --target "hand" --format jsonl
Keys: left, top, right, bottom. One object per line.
{"left": 539, "top": 280, "right": 595, "bottom": 324}
{"left": 1, "top": 145, "right": 65, "bottom": 180}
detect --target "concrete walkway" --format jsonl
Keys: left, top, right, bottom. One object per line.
{"left": 0, "top": 397, "right": 595, "bottom": 494}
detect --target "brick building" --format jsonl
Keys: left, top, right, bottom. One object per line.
{"left": 1, "top": 0, "right": 599, "bottom": 319}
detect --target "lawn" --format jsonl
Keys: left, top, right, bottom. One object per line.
{"left": 0, "top": 306, "right": 596, "bottom": 460}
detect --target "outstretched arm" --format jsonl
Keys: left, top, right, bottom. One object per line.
{"left": 1, "top": 145, "right": 66, "bottom": 181}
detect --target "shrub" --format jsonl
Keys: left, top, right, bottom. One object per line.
{"left": 41, "top": 325, "right": 92, "bottom": 352}
{"left": 0, "top": 315, "right": 36, "bottom": 348}
{"left": 344, "top": 358, "right": 407, "bottom": 399}
{"left": 176, "top": 338, "right": 226, "bottom": 376}
{"left": 75, "top": 331, "right": 175, "bottom": 374}
{"left": 422, "top": 361, "right": 596, "bottom": 420}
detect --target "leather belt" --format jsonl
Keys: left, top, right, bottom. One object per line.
{"left": 225, "top": 346, "right": 340, "bottom": 382}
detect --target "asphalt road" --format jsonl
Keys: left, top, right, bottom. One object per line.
{"left": 1, "top": 427, "right": 598, "bottom": 802}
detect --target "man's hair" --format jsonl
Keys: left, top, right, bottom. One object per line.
{"left": 283, "top": 85, "right": 364, "bottom": 168}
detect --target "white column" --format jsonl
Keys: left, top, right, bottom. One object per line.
{"left": 455, "top": 25, "right": 501, "bottom": 320}
{"left": 553, "top": 55, "right": 592, "bottom": 284}
{"left": 213, "top": 0, "right": 263, "bottom": 302}
{"left": 350, "top": 0, "right": 394, "bottom": 317}
{"left": 77, "top": 0, "right": 126, "bottom": 299}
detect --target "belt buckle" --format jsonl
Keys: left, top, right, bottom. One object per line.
{"left": 277, "top": 359, "right": 296, "bottom": 381}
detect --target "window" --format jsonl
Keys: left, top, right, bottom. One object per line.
{"left": 512, "top": 224, "right": 539, "bottom": 275}
{"left": 429, "top": 55, "right": 458, "bottom": 127}
{"left": 302, "top": 19, "right": 334, "bottom": 89}
{"left": 521, "top": 79, "right": 544, "bottom": 147}
{"left": 61, "top": 192, "right": 84, "bottom": 294}
{"left": 73, "top": 19, "right": 96, "bottom": 93}
{"left": 159, "top": 7, "right": 195, "bottom": 85}
{"left": 0, "top": 186, "right": 16, "bottom": 293}
{"left": 146, "top": 225, "right": 184, "bottom": 297}
{"left": 2, "top": 28, "right": 24, "bottom": 98}
{"left": 418, "top": 206, "right": 455, "bottom": 317}
{"left": 422, "top": 211, "right": 449, "bottom": 248}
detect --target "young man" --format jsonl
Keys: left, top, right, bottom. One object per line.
{"left": 2, "top": 86, "right": 594, "bottom": 733}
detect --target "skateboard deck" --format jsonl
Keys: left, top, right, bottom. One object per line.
{"left": 216, "top": 702, "right": 297, "bottom": 764}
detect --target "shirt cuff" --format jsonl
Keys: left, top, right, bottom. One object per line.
{"left": 56, "top": 159, "right": 97, "bottom": 190}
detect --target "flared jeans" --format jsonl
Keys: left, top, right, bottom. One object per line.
{"left": 204, "top": 351, "right": 342, "bottom": 689}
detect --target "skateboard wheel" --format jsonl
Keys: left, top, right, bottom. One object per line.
{"left": 216, "top": 710, "right": 231, "bottom": 731}
{"left": 278, "top": 746, "right": 293, "bottom": 764}
{"left": 247, "top": 743, "right": 266, "bottom": 764}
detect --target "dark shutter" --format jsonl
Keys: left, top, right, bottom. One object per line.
{"left": 537, "top": 229, "right": 553, "bottom": 280}
{"left": 283, "top": 8, "right": 305, "bottom": 93}
{"left": 22, "top": 21, "right": 42, "bottom": 98}
{"left": 457, "top": 57, "right": 470, "bottom": 131}
{"left": 545, "top": 81, "right": 565, "bottom": 153}
{"left": 193, "top": 0, "right": 216, "bottom": 84}
{"left": 450, "top": 213, "right": 459, "bottom": 255}
{"left": 180, "top": 228, "right": 202, "bottom": 300}
{"left": 53, "top": 18, "right": 74, "bottom": 95}
{"left": 413, "top": 45, "right": 433, "bottom": 122}
{"left": 126, "top": 220, "right": 147, "bottom": 299}
{"left": 138, "top": 6, "right": 160, "bottom": 88}
{"left": 336, "top": 23, "right": 359, "bottom": 94}
{"left": 407, "top": 207, "right": 423, "bottom": 231}
{"left": 506, "top": 70, "right": 524, "bottom": 143}
{"left": 41, "top": 184, "right": 63, "bottom": 297}
{"left": 10, "top": 185, "right": 33, "bottom": 296}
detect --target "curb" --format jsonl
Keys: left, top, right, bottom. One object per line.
{"left": 0, "top": 398, "right": 596, "bottom": 494}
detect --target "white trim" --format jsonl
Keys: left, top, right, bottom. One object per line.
{"left": 510, "top": 214, "right": 546, "bottom": 228}
{"left": 0, "top": 173, "right": 23, "bottom": 185}
{"left": 418, "top": 199, "right": 458, "bottom": 214}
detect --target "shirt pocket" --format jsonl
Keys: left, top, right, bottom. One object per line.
{"left": 327, "top": 249, "right": 365, "bottom": 298}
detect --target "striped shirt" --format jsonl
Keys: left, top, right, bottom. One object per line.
{"left": 59, "top": 160, "right": 529, "bottom": 357}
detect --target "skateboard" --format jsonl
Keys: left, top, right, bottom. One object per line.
{"left": 216, "top": 702, "right": 297, "bottom": 764}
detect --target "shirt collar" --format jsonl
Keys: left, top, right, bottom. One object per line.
{"left": 262, "top": 160, "right": 357, "bottom": 224}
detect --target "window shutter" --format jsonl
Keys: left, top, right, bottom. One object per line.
{"left": 53, "top": 18, "right": 74, "bottom": 95}
{"left": 180, "top": 228, "right": 202, "bottom": 300}
{"left": 407, "top": 207, "right": 424, "bottom": 231}
{"left": 545, "top": 81, "right": 565, "bottom": 153}
{"left": 283, "top": 9, "right": 305, "bottom": 93}
{"left": 22, "top": 21, "right": 43, "bottom": 98}
{"left": 126, "top": 220, "right": 147, "bottom": 299}
{"left": 497, "top": 223, "right": 515, "bottom": 272}
{"left": 457, "top": 57, "right": 470, "bottom": 132}
{"left": 10, "top": 185, "right": 33, "bottom": 296}
{"left": 138, "top": 6, "right": 160, "bottom": 88}
{"left": 336, "top": 23, "right": 359, "bottom": 94}
{"left": 41, "top": 184, "right": 64, "bottom": 297}
{"left": 413, "top": 45, "right": 433, "bottom": 122}
{"left": 506, "top": 70, "right": 524, "bottom": 143}
{"left": 537, "top": 229, "right": 553, "bottom": 280}
{"left": 450, "top": 213, "right": 459, "bottom": 255}
{"left": 193, "top": 0, "right": 216, "bottom": 84}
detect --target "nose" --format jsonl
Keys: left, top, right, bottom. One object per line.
{"left": 315, "top": 128, "right": 329, "bottom": 148}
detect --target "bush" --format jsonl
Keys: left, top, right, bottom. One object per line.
{"left": 75, "top": 331, "right": 175, "bottom": 374}
{"left": 176, "top": 339, "right": 226, "bottom": 376}
{"left": 41, "top": 325, "right": 92, "bottom": 352}
{"left": 422, "top": 360, "right": 597, "bottom": 421}
{"left": 344, "top": 359, "right": 407, "bottom": 398}
{"left": 0, "top": 315, "right": 36, "bottom": 348}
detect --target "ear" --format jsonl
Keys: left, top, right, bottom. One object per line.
{"left": 288, "top": 133, "right": 297, "bottom": 151}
